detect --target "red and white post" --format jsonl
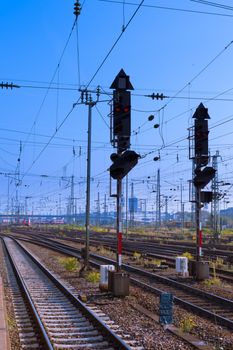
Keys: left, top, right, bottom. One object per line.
{"left": 117, "top": 178, "right": 123, "bottom": 271}
{"left": 199, "top": 222, "right": 203, "bottom": 257}
{"left": 196, "top": 187, "right": 202, "bottom": 261}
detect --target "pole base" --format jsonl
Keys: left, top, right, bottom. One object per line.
{"left": 108, "top": 271, "right": 130, "bottom": 297}
{"left": 195, "top": 261, "right": 210, "bottom": 281}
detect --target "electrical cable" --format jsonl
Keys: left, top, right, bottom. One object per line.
{"left": 0, "top": 127, "right": 112, "bottom": 145}
{"left": 157, "top": 40, "right": 233, "bottom": 113}
{"left": 19, "top": 0, "right": 144, "bottom": 184}
{"left": 131, "top": 85, "right": 233, "bottom": 138}
{"left": 75, "top": 19, "right": 81, "bottom": 87}
{"left": 94, "top": 105, "right": 110, "bottom": 129}
{"left": 191, "top": 0, "right": 233, "bottom": 11}
{"left": 22, "top": 18, "right": 78, "bottom": 152}
{"left": 84, "top": 0, "right": 144, "bottom": 89}
{"left": 99, "top": 0, "right": 233, "bottom": 17}
{"left": 122, "top": 0, "right": 126, "bottom": 30}
{"left": 55, "top": 66, "right": 60, "bottom": 131}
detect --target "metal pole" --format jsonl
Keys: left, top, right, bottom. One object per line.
{"left": 16, "top": 187, "right": 20, "bottom": 224}
{"left": 164, "top": 196, "right": 168, "bottom": 225}
{"left": 116, "top": 178, "right": 123, "bottom": 271}
{"left": 71, "top": 175, "right": 74, "bottom": 223}
{"left": 191, "top": 159, "right": 196, "bottom": 227}
{"left": 25, "top": 197, "right": 27, "bottom": 216}
{"left": 144, "top": 199, "right": 147, "bottom": 222}
{"left": 211, "top": 150, "right": 220, "bottom": 242}
{"left": 7, "top": 176, "right": 10, "bottom": 216}
{"left": 97, "top": 192, "right": 100, "bottom": 226}
{"left": 59, "top": 194, "right": 61, "bottom": 216}
{"left": 182, "top": 203, "right": 185, "bottom": 232}
{"left": 180, "top": 179, "right": 184, "bottom": 232}
{"left": 130, "top": 182, "right": 134, "bottom": 226}
{"left": 104, "top": 194, "right": 107, "bottom": 223}
{"left": 125, "top": 175, "right": 128, "bottom": 239}
{"left": 85, "top": 100, "right": 93, "bottom": 269}
{"left": 196, "top": 186, "right": 202, "bottom": 261}
{"left": 156, "top": 169, "right": 161, "bottom": 228}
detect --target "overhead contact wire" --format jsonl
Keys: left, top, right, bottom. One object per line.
{"left": 21, "top": 0, "right": 144, "bottom": 182}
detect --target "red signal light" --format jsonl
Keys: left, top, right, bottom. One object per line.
{"left": 115, "top": 105, "right": 121, "bottom": 113}
{"left": 123, "top": 106, "right": 130, "bottom": 113}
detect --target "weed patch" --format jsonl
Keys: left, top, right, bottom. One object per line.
{"left": 181, "top": 252, "right": 194, "bottom": 260}
{"left": 203, "top": 277, "right": 221, "bottom": 287}
{"left": 85, "top": 271, "right": 100, "bottom": 283}
{"left": 179, "top": 315, "right": 196, "bottom": 333}
{"left": 58, "top": 257, "right": 79, "bottom": 272}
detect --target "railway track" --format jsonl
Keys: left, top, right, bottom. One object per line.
{"left": 12, "top": 230, "right": 233, "bottom": 283}
{"left": 2, "top": 236, "right": 140, "bottom": 350}
{"left": 5, "top": 233, "right": 233, "bottom": 331}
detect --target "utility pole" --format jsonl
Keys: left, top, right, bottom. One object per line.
{"left": 25, "top": 197, "right": 28, "bottom": 216}
{"left": 11, "top": 198, "right": 14, "bottom": 217}
{"left": 76, "top": 87, "right": 99, "bottom": 269}
{"left": 68, "top": 175, "right": 75, "bottom": 224}
{"left": 59, "top": 193, "right": 61, "bottom": 216}
{"left": 164, "top": 195, "right": 168, "bottom": 225}
{"left": 71, "top": 175, "right": 75, "bottom": 222}
{"left": 180, "top": 179, "right": 184, "bottom": 233}
{"left": 144, "top": 198, "right": 147, "bottom": 223}
{"left": 83, "top": 93, "right": 97, "bottom": 269}
{"left": 156, "top": 168, "right": 161, "bottom": 228}
{"left": 74, "top": 198, "right": 77, "bottom": 222}
{"left": 130, "top": 182, "right": 134, "bottom": 227}
{"left": 7, "top": 176, "right": 10, "bottom": 216}
{"left": 1, "top": 82, "right": 20, "bottom": 222}
{"left": 211, "top": 151, "right": 220, "bottom": 242}
{"left": 16, "top": 141, "right": 22, "bottom": 224}
{"left": 104, "top": 194, "right": 107, "bottom": 224}
{"left": 96, "top": 192, "right": 100, "bottom": 226}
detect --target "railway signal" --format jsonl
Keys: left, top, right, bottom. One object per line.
{"left": 112, "top": 90, "right": 131, "bottom": 151}
{"left": 194, "top": 167, "right": 216, "bottom": 189}
{"left": 200, "top": 191, "right": 213, "bottom": 203}
{"left": 192, "top": 103, "right": 215, "bottom": 279}
{"left": 193, "top": 103, "right": 210, "bottom": 167}
{"left": 110, "top": 69, "right": 133, "bottom": 152}
{"left": 109, "top": 150, "right": 140, "bottom": 180}
{"left": 109, "top": 70, "right": 138, "bottom": 295}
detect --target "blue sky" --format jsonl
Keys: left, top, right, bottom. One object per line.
{"left": 1, "top": 0, "right": 233, "bottom": 216}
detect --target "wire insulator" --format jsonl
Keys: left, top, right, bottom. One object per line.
{"left": 0, "top": 82, "right": 19, "bottom": 89}
{"left": 73, "top": 1, "right": 81, "bottom": 16}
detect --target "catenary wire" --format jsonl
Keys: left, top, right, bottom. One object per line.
{"left": 99, "top": 0, "right": 233, "bottom": 17}
{"left": 19, "top": 0, "right": 144, "bottom": 183}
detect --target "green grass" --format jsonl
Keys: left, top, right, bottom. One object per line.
{"left": 179, "top": 315, "right": 196, "bottom": 333}
{"left": 181, "top": 252, "right": 194, "bottom": 260}
{"left": 221, "top": 228, "right": 233, "bottom": 235}
{"left": 85, "top": 271, "right": 100, "bottom": 283}
{"left": 203, "top": 277, "right": 221, "bottom": 287}
{"left": 58, "top": 257, "right": 79, "bottom": 272}
{"left": 133, "top": 251, "right": 141, "bottom": 260}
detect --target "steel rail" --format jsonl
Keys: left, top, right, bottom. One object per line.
{"left": 6, "top": 233, "right": 233, "bottom": 331}
{"left": 2, "top": 238, "right": 54, "bottom": 350}
{"left": 18, "top": 232, "right": 233, "bottom": 282}
{"left": 2, "top": 236, "right": 133, "bottom": 350}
